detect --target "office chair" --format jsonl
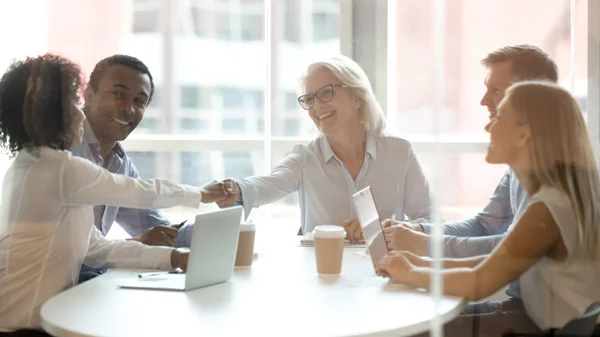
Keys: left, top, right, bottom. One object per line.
{"left": 503, "top": 302, "right": 600, "bottom": 337}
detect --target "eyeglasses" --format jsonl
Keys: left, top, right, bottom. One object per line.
{"left": 297, "top": 84, "right": 347, "bottom": 110}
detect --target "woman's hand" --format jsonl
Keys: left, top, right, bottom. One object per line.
{"left": 375, "top": 251, "right": 415, "bottom": 284}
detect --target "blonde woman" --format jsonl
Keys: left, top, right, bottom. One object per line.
{"left": 216, "top": 55, "right": 435, "bottom": 238}
{"left": 376, "top": 81, "right": 600, "bottom": 336}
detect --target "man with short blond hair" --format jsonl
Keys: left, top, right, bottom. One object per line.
{"left": 388, "top": 45, "right": 561, "bottom": 336}
{"left": 481, "top": 44, "right": 558, "bottom": 81}
{"left": 391, "top": 44, "right": 558, "bottom": 260}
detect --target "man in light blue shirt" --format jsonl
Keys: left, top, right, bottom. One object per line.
{"left": 423, "top": 169, "right": 528, "bottom": 301}
{"left": 386, "top": 45, "right": 559, "bottom": 318}
{"left": 72, "top": 121, "right": 188, "bottom": 245}
{"left": 71, "top": 55, "right": 202, "bottom": 282}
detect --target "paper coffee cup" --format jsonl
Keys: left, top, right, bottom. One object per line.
{"left": 235, "top": 223, "right": 256, "bottom": 267}
{"left": 312, "top": 225, "right": 346, "bottom": 276}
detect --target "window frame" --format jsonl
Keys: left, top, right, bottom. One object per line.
{"left": 123, "top": 0, "right": 599, "bottom": 168}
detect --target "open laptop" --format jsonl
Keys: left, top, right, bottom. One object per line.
{"left": 352, "top": 186, "right": 390, "bottom": 269}
{"left": 118, "top": 206, "right": 243, "bottom": 291}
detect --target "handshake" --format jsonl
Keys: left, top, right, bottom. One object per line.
{"left": 200, "top": 178, "right": 242, "bottom": 207}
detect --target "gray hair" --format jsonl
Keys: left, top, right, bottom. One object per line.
{"left": 302, "top": 55, "right": 386, "bottom": 135}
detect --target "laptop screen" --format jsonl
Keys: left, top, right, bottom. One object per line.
{"left": 352, "top": 186, "right": 390, "bottom": 269}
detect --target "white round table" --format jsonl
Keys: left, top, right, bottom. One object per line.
{"left": 41, "top": 242, "right": 464, "bottom": 337}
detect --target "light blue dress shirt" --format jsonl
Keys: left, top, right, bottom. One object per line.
{"left": 237, "top": 133, "right": 436, "bottom": 235}
{"left": 421, "top": 170, "right": 529, "bottom": 298}
{"left": 70, "top": 121, "right": 190, "bottom": 247}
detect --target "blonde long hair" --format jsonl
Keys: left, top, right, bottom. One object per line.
{"left": 507, "top": 81, "right": 600, "bottom": 259}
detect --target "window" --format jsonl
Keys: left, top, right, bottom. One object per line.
{"left": 215, "top": 12, "right": 232, "bottom": 39}
{"left": 312, "top": 12, "right": 338, "bottom": 41}
{"left": 2, "top": 0, "right": 591, "bottom": 225}
{"left": 283, "top": 119, "right": 300, "bottom": 136}
{"left": 216, "top": 87, "right": 263, "bottom": 110}
{"left": 189, "top": 7, "right": 211, "bottom": 37}
{"left": 222, "top": 118, "right": 246, "bottom": 133}
{"left": 257, "top": 117, "right": 264, "bottom": 133}
{"left": 136, "top": 117, "right": 157, "bottom": 133}
{"left": 214, "top": 13, "right": 263, "bottom": 41}
{"left": 577, "top": 97, "right": 588, "bottom": 114}
{"left": 223, "top": 151, "right": 254, "bottom": 178}
{"left": 180, "top": 152, "right": 212, "bottom": 186}
{"left": 240, "top": 14, "right": 263, "bottom": 41}
{"left": 384, "top": 0, "right": 588, "bottom": 221}
{"left": 285, "top": 92, "right": 299, "bottom": 110}
{"left": 133, "top": 10, "right": 159, "bottom": 33}
{"left": 127, "top": 152, "right": 156, "bottom": 178}
{"left": 284, "top": 0, "right": 301, "bottom": 43}
{"left": 180, "top": 118, "right": 207, "bottom": 132}
{"left": 181, "top": 85, "right": 201, "bottom": 109}
{"left": 132, "top": 0, "right": 160, "bottom": 33}
{"left": 272, "top": 0, "right": 339, "bottom": 137}
{"left": 148, "top": 87, "right": 159, "bottom": 108}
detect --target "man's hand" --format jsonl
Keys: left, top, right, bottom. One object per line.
{"left": 200, "top": 180, "right": 230, "bottom": 203}
{"left": 382, "top": 223, "right": 429, "bottom": 255}
{"left": 170, "top": 248, "right": 189, "bottom": 272}
{"left": 216, "top": 178, "right": 241, "bottom": 208}
{"left": 341, "top": 218, "right": 363, "bottom": 241}
{"left": 381, "top": 219, "right": 424, "bottom": 232}
{"left": 132, "top": 226, "right": 178, "bottom": 247}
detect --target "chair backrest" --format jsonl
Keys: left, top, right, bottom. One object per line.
{"left": 555, "top": 302, "right": 600, "bottom": 336}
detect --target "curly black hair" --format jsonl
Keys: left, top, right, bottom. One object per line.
{"left": 88, "top": 54, "right": 155, "bottom": 104}
{"left": 0, "top": 54, "right": 83, "bottom": 156}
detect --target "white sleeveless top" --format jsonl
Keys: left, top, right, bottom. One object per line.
{"left": 519, "top": 186, "right": 600, "bottom": 330}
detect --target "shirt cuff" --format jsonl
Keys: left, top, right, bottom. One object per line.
{"left": 181, "top": 186, "right": 203, "bottom": 208}
{"left": 236, "top": 180, "right": 255, "bottom": 221}
{"left": 420, "top": 222, "right": 433, "bottom": 234}
{"left": 235, "top": 188, "right": 243, "bottom": 206}
{"left": 140, "top": 246, "right": 174, "bottom": 270}
{"left": 175, "top": 224, "right": 193, "bottom": 248}
{"left": 426, "top": 238, "right": 432, "bottom": 256}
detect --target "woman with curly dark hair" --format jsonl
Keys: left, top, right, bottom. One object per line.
{"left": 0, "top": 54, "right": 230, "bottom": 335}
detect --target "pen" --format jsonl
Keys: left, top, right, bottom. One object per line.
{"left": 172, "top": 219, "right": 187, "bottom": 230}
{"left": 138, "top": 271, "right": 181, "bottom": 278}
{"left": 379, "top": 213, "right": 395, "bottom": 252}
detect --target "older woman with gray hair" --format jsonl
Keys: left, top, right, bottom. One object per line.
{"left": 218, "top": 55, "right": 435, "bottom": 239}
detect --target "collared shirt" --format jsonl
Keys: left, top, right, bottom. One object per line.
{"left": 70, "top": 121, "right": 171, "bottom": 237}
{"left": 421, "top": 169, "right": 529, "bottom": 298}
{"left": 0, "top": 147, "right": 202, "bottom": 331}
{"left": 237, "top": 133, "right": 435, "bottom": 234}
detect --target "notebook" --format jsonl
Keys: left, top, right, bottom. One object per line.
{"left": 298, "top": 232, "right": 366, "bottom": 247}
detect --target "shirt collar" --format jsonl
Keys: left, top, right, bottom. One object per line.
{"left": 320, "top": 133, "right": 377, "bottom": 162}
{"left": 365, "top": 133, "right": 377, "bottom": 159}
{"left": 82, "top": 119, "right": 99, "bottom": 145}
{"left": 82, "top": 120, "right": 126, "bottom": 160}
